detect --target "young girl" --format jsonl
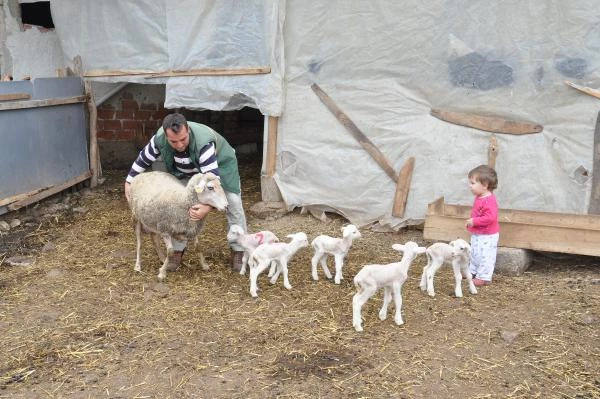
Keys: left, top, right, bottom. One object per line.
{"left": 465, "top": 165, "right": 499, "bottom": 287}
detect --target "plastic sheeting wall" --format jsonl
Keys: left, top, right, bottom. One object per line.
{"left": 50, "top": 0, "right": 285, "bottom": 116}
{"left": 276, "top": 0, "right": 600, "bottom": 229}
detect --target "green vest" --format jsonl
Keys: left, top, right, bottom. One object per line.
{"left": 154, "top": 122, "right": 240, "bottom": 194}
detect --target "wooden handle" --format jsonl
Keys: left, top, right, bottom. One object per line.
{"left": 311, "top": 83, "right": 398, "bottom": 183}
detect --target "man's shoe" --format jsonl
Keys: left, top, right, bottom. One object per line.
{"left": 231, "top": 251, "right": 245, "bottom": 272}
{"left": 473, "top": 278, "right": 490, "bottom": 287}
{"left": 166, "top": 250, "right": 185, "bottom": 271}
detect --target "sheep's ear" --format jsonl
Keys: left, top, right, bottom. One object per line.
{"left": 286, "top": 234, "right": 295, "bottom": 239}
{"left": 195, "top": 179, "right": 207, "bottom": 193}
{"left": 416, "top": 247, "right": 427, "bottom": 254}
{"left": 391, "top": 244, "right": 404, "bottom": 252}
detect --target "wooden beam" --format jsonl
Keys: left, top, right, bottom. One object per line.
{"left": 0, "top": 93, "right": 30, "bottom": 101}
{"left": 488, "top": 135, "right": 498, "bottom": 168}
{"left": 430, "top": 108, "right": 543, "bottom": 135}
{"left": 265, "top": 116, "right": 279, "bottom": 177}
{"left": 7, "top": 172, "right": 92, "bottom": 211}
{"left": 589, "top": 111, "right": 600, "bottom": 215}
{"left": 424, "top": 197, "right": 600, "bottom": 257}
{"left": 0, "top": 96, "right": 86, "bottom": 111}
{"left": 392, "top": 157, "right": 415, "bottom": 217}
{"left": 565, "top": 80, "right": 600, "bottom": 100}
{"left": 83, "top": 67, "right": 271, "bottom": 78}
{"left": 0, "top": 186, "right": 50, "bottom": 207}
{"left": 84, "top": 81, "right": 99, "bottom": 187}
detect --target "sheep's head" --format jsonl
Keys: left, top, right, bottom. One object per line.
{"left": 227, "top": 224, "right": 245, "bottom": 242}
{"left": 342, "top": 224, "right": 362, "bottom": 240}
{"left": 190, "top": 172, "right": 228, "bottom": 211}
{"left": 286, "top": 232, "right": 309, "bottom": 248}
{"left": 449, "top": 239, "right": 470, "bottom": 258}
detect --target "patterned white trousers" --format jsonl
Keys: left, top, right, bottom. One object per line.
{"left": 468, "top": 233, "right": 499, "bottom": 281}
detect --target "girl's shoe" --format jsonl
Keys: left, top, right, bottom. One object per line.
{"left": 472, "top": 278, "right": 490, "bottom": 287}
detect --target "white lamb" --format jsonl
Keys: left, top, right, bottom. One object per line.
{"left": 419, "top": 238, "right": 476, "bottom": 298}
{"left": 311, "top": 224, "right": 362, "bottom": 284}
{"left": 128, "top": 171, "right": 228, "bottom": 280}
{"left": 352, "top": 241, "right": 426, "bottom": 332}
{"left": 248, "top": 232, "right": 309, "bottom": 298}
{"left": 226, "top": 224, "right": 279, "bottom": 275}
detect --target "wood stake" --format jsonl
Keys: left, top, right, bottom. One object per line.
{"left": 392, "top": 157, "right": 415, "bottom": 217}
{"left": 0, "top": 96, "right": 86, "bottom": 111}
{"left": 83, "top": 67, "right": 271, "bottom": 78}
{"left": 565, "top": 81, "right": 600, "bottom": 100}
{"left": 431, "top": 108, "right": 543, "bottom": 135}
{"left": 84, "top": 81, "right": 99, "bottom": 187}
{"left": 265, "top": 116, "right": 279, "bottom": 177}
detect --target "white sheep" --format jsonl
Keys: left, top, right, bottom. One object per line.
{"left": 352, "top": 241, "right": 426, "bottom": 332}
{"left": 311, "top": 224, "right": 362, "bottom": 284}
{"left": 226, "top": 224, "right": 279, "bottom": 275}
{"left": 248, "top": 232, "right": 309, "bottom": 298}
{"left": 419, "top": 239, "right": 476, "bottom": 298}
{"left": 129, "top": 171, "right": 228, "bottom": 280}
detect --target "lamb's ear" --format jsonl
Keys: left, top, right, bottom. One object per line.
{"left": 416, "top": 246, "right": 427, "bottom": 255}
{"left": 286, "top": 234, "right": 295, "bottom": 239}
{"left": 391, "top": 244, "right": 405, "bottom": 252}
{"left": 195, "top": 178, "right": 207, "bottom": 193}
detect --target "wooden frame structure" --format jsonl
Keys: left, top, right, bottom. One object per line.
{"left": 424, "top": 197, "right": 600, "bottom": 257}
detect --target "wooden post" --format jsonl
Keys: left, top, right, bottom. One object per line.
{"left": 84, "top": 81, "right": 99, "bottom": 188}
{"left": 589, "top": 111, "right": 600, "bottom": 214}
{"left": 392, "top": 157, "right": 415, "bottom": 217}
{"left": 266, "top": 116, "right": 278, "bottom": 177}
{"left": 488, "top": 135, "right": 498, "bottom": 168}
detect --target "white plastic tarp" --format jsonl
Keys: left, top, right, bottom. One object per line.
{"left": 50, "top": 0, "right": 284, "bottom": 116}
{"left": 276, "top": 0, "right": 599, "bottom": 230}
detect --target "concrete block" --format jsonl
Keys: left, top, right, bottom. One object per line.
{"left": 495, "top": 247, "right": 533, "bottom": 276}
{"left": 261, "top": 175, "right": 283, "bottom": 202}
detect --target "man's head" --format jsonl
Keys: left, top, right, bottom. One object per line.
{"left": 162, "top": 113, "right": 190, "bottom": 152}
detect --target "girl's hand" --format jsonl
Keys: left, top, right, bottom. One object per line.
{"left": 465, "top": 218, "right": 473, "bottom": 228}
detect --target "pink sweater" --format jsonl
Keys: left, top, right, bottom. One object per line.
{"left": 468, "top": 194, "right": 500, "bottom": 235}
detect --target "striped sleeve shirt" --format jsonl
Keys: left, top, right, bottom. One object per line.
{"left": 125, "top": 135, "right": 219, "bottom": 183}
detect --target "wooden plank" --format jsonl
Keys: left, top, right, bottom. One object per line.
{"left": 265, "top": 116, "right": 279, "bottom": 177}
{"left": 0, "top": 93, "right": 30, "bottom": 101}
{"left": 589, "top": 111, "right": 600, "bottom": 214}
{"left": 84, "top": 67, "right": 271, "bottom": 78}
{"left": 7, "top": 171, "right": 92, "bottom": 211}
{"left": 0, "top": 186, "right": 50, "bottom": 207}
{"left": 430, "top": 108, "right": 543, "bottom": 135}
{"left": 311, "top": 83, "right": 398, "bottom": 183}
{"left": 424, "top": 197, "right": 600, "bottom": 256}
{"left": 84, "top": 81, "right": 99, "bottom": 188}
{"left": 565, "top": 80, "right": 600, "bottom": 100}
{"left": 84, "top": 69, "right": 156, "bottom": 77}
{"left": 392, "top": 157, "right": 415, "bottom": 217}
{"left": 488, "top": 135, "right": 498, "bottom": 168}
{"left": 0, "top": 95, "right": 86, "bottom": 111}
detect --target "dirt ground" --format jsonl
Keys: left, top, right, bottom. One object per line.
{"left": 0, "top": 156, "right": 599, "bottom": 399}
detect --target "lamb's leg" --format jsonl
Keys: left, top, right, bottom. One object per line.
{"left": 151, "top": 233, "right": 166, "bottom": 262}
{"left": 280, "top": 259, "right": 292, "bottom": 290}
{"left": 426, "top": 260, "right": 443, "bottom": 297}
{"left": 452, "top": 261, "right": 464, "bottom": 297}
{"left": 249, "top": 260, "right": 270, "bottom": 298}
{"left": 134, "top": 221, "right": 143, "bottom": 272}
{"left": 419, "top": 254, "right": 431, "bottom": 291}
{"left": 311, "top": 251, "right": 323, "bottom": 281}
{"left": 352, "top": 284, "right": 376, "bottom": 332}
{"left": 463, "top": 263, "right": 478, "bottom": 295}
{"left": 269, "top": 261, "right": 282, "bottom": 285}
{"left": 392, "top": 282, "right": 404, "bottom": 326}
{"left": 240, "top": 251, "right": 249, "bottom": 275}
{"left": 320, "top": 255, "right": 333, "bottom": 279}
{"left": 378, "top": 286, "right": 392, "bottom": 320}
{"left": 157, "top": 235, "right": 174, "bottom": 280}
{"left": 333, "top": 254, "right": 344, "bottom": 284}
{"left": 267, "top": 260, "right": 277, "bottom": 278}
{"left": 198, "top": 251, "right": 210, "bottom": 271}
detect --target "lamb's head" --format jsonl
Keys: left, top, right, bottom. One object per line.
{"left": 188, "top": 172, "right": 228, "bottom": 211}
{"left": 342, "top": 224, "right": 362, "bottom": 241}
{"left": 449, "top": 238, "right": 470, "bottom": 259}
{"left": 286, "top": 232, "right": 309, "bottom": 248}
{"left": 391, "top": 241, "right": 427, "bottom": 261}
{"left": 227, "top": 224, "right": 245, "bottom": 242}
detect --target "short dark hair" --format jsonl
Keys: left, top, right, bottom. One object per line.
{"left": 162, "top": 113, "right": 188, "bottom": 134}
{"left": 468, "top": 165, "right": 498, "bottom": 191}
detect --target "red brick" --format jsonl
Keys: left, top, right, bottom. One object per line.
{"left": 104, "top": 120, "right": 122, "bottom": 130}
{"left": 152, "top": 109, "right": 169, "bottom": 121}
{"left": 97, "top": 109, "right": 115, "bottom": 119}
{"left": 116, "top": 110, "right": 134, "bottom": 119}
{"left": 121, "top": 92, "right": 133, "bottom": 100}
{"left": 115, "top": 130, "right": 136, "bottom": 141}
{"left": 96, "top": 120, "right": 104, "bottom": 130}
{"left": 141, "top": 103, "right": 158, "bottom": 111}
{"left": 145, "top": 120, "right": 161, "bottom": 131}
{"left": 121, "top": 99, "right": 139, "bottom": 110}
{"left": 134, "top": 110, "right": 152, "bottom": 120}
{"left": 123, "top": 120, "right": 143, "bottom": 130}
{"left": 97, "top": 130, "right": 114, "bottom": 140}
{"left": 100, "top": 103, "right": 115, "bottom": 109}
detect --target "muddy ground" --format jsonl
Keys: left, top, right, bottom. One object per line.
{"left": 0, "top": 156, "right": 599, "bottom": 399}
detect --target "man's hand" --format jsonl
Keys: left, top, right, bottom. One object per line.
{"left": 465, "top": 218, "right": 473, "bottom": 228}
{"left": 189, "top": 204, "right": 212, "bottom": 221}
{"left": 124, "top": 182, "right": 132, "bottom": 202}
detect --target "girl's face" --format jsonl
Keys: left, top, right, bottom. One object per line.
{"left": 469, "top": 176, "right": 489, "bottom": 197}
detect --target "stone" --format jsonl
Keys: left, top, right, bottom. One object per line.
{"left": 9, "top": 219, "right": 21, "bottom": 228}
{"left": 46, "top": 269, "right": 64, "bottom": 278}
{"left": 500, "top": 330, "right": 519, "bottom": 343}
{"left": 495, "top": 247, "right": 532, "bottom": 276}
{"left": 5, "top": 256, "right": 35, "bottom": 267}
{"left": 250, "top": 201, "right": 289, "bottom": 219}
{"left": 73, "top": 207, "right": 89, "bottom": 214}
{"left": 42, "top": 242, "right": 56, "bottom": 252}
{"left": 0, "top": 221, "right": 10, "bottom": 232}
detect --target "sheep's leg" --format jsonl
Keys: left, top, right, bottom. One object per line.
{"left": 333, "top": 254, "right": 344, "bottom": 284}
{"left": 392, "top": 282, "right": 404, "bottom": 326}
{"left": 378, "top": 286, "right": 392, "bottom": 320}
{"left": 452, "top": 261, "right": 464, "bottom": 297}
{"left": 239, "top": 251, "right": 249, "bottom": 275}
{"left": 157, "top": 235, "right": 174, "bottom": 281}
{"left": 352, "top": 284, "right": 376, "bottom": 332}
{"left": 280, "top": 259, "right": 292, "bottom": 290}
{"left": 151, "top": 233, "right": 166, "bottom": 262}
{"left": 463, "top": 263, "right": 478, "bottom": 295}
{"left": 269, "top": 261, "right": 282, "bottom": 285}
{"left": 320, "top": 255, "right": 333, "bottom": 280}
{"left": 249, "top": 260, "right": 270, "bottom": 297}
{"left": 419, "top": 255, "right": 431, "bottom": 291}
{"left": 198, "top": 251, "right": 210, "bottom": 271}
{"left": 267, "top": 260, "right": 277, "bottom": 278}
{"left": 311, "top": 251, "right": 323, "bottom": 281}
{"left": 426, "top": 260, "right": 443, "bottom": 297}
{"left": 134, "top": 221, "right": 143, "bottom": 272}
